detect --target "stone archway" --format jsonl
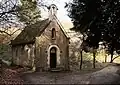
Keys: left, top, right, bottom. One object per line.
{"left": 47, "top": 45, "right": 60, "bottom": 68}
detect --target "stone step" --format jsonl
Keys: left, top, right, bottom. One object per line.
{"left": 50, "top": 68, "right": 62, "bottom": 72}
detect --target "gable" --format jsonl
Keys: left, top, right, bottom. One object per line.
{"left": 54, "top": 15, "right": 69, "bottom": 39}
{"left": 36, "top": 17, "right": 69, "bottom": 45}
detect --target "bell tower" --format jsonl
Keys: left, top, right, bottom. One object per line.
{"left": 48, "top": 4, "right": 58, "bottom": 20}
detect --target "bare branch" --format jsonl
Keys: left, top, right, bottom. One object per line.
{"left": 112, "top": 55, "right": 120, "bottom": 62}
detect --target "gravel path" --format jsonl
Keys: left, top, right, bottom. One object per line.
{"left": 21, "top": 65, "right": 120, "bottom": 84}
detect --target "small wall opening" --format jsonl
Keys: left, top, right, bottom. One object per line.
{"left": 52, "top": 28, "right": 56, "bottom": 39}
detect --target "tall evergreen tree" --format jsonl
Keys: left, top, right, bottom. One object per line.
{"left": 66, "top": 0, "right": 120, "bottom": 63}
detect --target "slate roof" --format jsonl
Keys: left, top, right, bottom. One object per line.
{"left": 11, "top": 19, "right": 51, "bottom": 45}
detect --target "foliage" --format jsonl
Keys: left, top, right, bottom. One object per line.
{"left": 0, "top": 0, "right": 46, "bottom": 36}
{"left": 0, "top": 68, "right": 24, "bottom": 84}
{"left": 0, "top": 44, "right": 12, "bottom": 62}
{"left": 66, "top": 0, "right": 120, "bottom": 61}
{"left": 0, "top": 0, "right": 20, "bottom": 29}
{"left": 16, "top": 0, "right": 41, "bottom": 25}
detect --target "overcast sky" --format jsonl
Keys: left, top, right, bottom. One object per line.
{"left": 42, "top": 0, "right": 71, "bottom": 21}
{"left": 0, "top": 0, "right": 71, "bottom": 22}
{"left": 41, "top": 0, "right": 73, "bottom": 29}
{"left": 0, "top": 0, "right": 73, "bottom": 29}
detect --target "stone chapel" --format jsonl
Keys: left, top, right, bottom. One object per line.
{"left": 11, "top": 4, "right": 70, "bottom": 71}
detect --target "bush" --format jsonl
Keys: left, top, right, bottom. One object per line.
{"left": 0, "top": 44, "right": 12, "bottom": 65}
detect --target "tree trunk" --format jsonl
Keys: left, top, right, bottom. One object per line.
{"left": 105, "top": 54, "right": 107, "bottom": 63}
{"left": 93, "top": 50, "right": 96, "bottom": 69}
{"left": 110, "top": 49, "right": 114, "bottom": 63}
{"left": 110, "top": 54, "right": 113, "bottom": 63}
{"left": 80, "top": 50, "right": 83, "bottom": 70}
{"left": 0, "top": 59, "right": 2, "bottom": 73}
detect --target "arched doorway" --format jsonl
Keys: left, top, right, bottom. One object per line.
{"left": 50, "top": 47, "right": 57, "bottom": 68}
{"left": 47, "top": 45, "right": 60, "bottom": 68}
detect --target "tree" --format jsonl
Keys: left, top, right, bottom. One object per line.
{"left": 79, "top": 49, "right": 83, "bottom": 70}
{"left": 16, "top": 0, "right": 41, "bottom": 25}
{"left": 92, "top": 49, "right": 96, "bottom": 68}
{"left": 69, "top": 32, "right": 83, "bottom": 70}
{"left": 66, "top": 0, "right": 120, "bottom": 63}
{"left": 0, "top": 0, "right": 46, "bottom": 36}
{"left": 79, "top": 35, "right": 85, "bottom": 70}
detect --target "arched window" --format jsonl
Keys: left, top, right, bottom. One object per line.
{"left": 52, "top": 28, "right": 56, "bottom": 39}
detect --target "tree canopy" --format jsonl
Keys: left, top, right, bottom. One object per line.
{"left": 66, "top": 0, "right": 120, "bottom": 59}
{"left": 66, "top": 0, "right": 120, "bottom": 62}
{"left": 16, "top": 0, "right": 41, "bottom": 25}
{"left": 0, "top": 0, "right": 46, "bottom": 36}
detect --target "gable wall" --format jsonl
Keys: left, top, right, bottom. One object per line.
{"left": 35, "top": 18, "right": 69, "bottom": 70}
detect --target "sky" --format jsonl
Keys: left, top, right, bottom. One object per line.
{"left": 41, "top": 0, "right": 73, "bottom": 29}
{"left": 0, "top": 0, "right": 73, "bottom": 29}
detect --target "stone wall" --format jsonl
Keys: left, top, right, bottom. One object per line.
{"left": 12, "top": 44, "right": 35, "bottom": 67}
{"left": 35, "top": 18, "right": 69, "bottom": 70}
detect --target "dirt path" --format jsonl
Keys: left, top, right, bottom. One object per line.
{"left": 21, "top": 72, "right": 89, "bottom": 84}
{"left": 21, "top": 66, "right": 120, "bottom": 84}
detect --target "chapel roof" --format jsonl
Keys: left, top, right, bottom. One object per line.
{"left": 11, "top": 19, "right": 51, "bottom": 45}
